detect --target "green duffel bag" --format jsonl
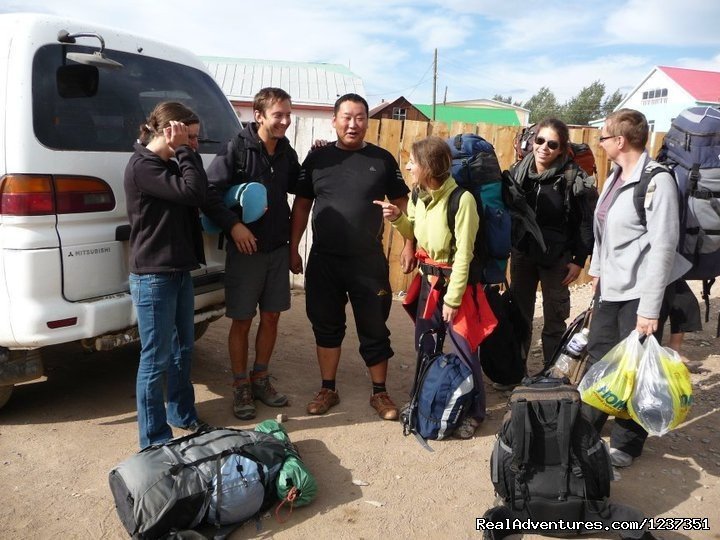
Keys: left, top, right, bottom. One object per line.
{"left": 276, "top": 454, "right": 318, "bottom": 507}
{"left": 254, "top": 420, "right": 317, "bottom": 507}
{"left": 255, "top": 419, "right": 291, "bottom": 444}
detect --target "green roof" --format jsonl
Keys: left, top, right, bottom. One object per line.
{"left": 415, "top": 104, "right": 520, "bottom": 126}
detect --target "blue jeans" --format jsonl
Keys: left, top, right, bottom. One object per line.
{"left": 130, "top": 272, "right": 198, "bottom": 449}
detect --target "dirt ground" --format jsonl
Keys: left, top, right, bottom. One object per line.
{"left": 0, "top": 281, "right": 719, "bottom": 540}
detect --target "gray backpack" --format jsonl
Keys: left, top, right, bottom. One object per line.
{"left": 109, "top": 428, "right": 287, "bottom": 539}
{"left": 634, "top": 106, "right": 720, "bottom": 335}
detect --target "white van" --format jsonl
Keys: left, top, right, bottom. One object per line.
{"left": 0, "top": 13, "right": 239, "bottom": 408}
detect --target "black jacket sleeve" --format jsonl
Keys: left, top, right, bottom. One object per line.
{"left": 201, "top": 139, "right": 241, "bottom": 233}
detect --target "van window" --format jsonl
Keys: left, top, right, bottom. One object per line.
{"left": 32, "top": 44, "right": 239, "bottom": 153}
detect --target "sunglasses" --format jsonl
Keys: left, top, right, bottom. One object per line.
{"left": 534, "top": 136, "right": 560, "bottom": 150}
{"left": 598, "top": 135, "right": 616, "bottom": 142}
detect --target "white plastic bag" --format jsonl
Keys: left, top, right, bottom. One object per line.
{"left": 627, "top": 335, "right": 693, "bottom": 436}
{"left": 578, "top": 330, "right": 643, "bottom": 419}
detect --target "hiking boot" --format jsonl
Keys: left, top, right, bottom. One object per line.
{"left": 233, "top": 382, "right": 256, "bottom": 420}
{"left": 609, "top": 448, "right": 634, "bottom": 468}
{"left": 251, "top": 375, "right": 289, "bottom": 407}
{"left": 453, "top": 416, "right": 481, "bottom": 439}
{"left": 370, "top": 392, "right": 399, "bottom": 421}
{"left": 306, "top": 388, "right": 340, "bottom": 415}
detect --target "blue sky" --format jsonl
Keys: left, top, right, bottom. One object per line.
{"left": 5, "top": 0, "right": 720, "bottom": 107}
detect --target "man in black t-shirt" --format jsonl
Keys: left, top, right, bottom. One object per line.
{"left": 290, "top": 93, "right": 410, "bottom": 421}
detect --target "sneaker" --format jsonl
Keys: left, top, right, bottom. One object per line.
{"left": 454, "top": 416, "right": 481, "bottom": 439}
{"left": 369, "top": 391, "right": 399, "bottom": 421}
{"left": 251, "top": 375, "right": 289, "bottom": 407}
{"left": 233, "top": 382, "right": 256, "bottom": 420}
{"left": 306, "top": 388, "right": 340, "bottom": 415}
{"left": 609, "top": 448, "right": 634, "bottom": 468}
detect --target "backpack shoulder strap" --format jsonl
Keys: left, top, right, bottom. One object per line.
{"left": 509, "top": 399, "right": 532, "bottom": 472}
{"left": 562, "top": 163, "right": 580, "bottom": 215}
{"left": 555, "top": 398, "right": 578, "bottom": 500}
{"left": 633, "top": 161, "right": 670, "bottom": 227}
{"left": 230, "top": 135, "right": 248, "bottom": 180}
{"left": 446, "top": 186, "right": 464, "bottom": 261}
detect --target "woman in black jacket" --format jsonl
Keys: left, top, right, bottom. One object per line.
{"left": 124, "top": 101, "right": 208, "bottom": 449}
{"left": 507, "top": 118, "right": 594, "bottom": 383}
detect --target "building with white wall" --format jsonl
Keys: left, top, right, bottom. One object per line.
{"left": 609, "top": 66, "right": 720, "bottom": 132}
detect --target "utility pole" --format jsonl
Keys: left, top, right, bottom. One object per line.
{"left": 432, "top": 48, "right": 437, "bottom": 121}
{"left": 443, "top": 86, "right": 448, "bottom": 105}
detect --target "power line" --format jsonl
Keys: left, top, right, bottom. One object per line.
{"left": 365, "top": 60, "right": 435, "bottom": 98}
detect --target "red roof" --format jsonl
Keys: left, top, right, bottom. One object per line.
{"left": 659, "top": 66, "right": 720, "bottom": 102}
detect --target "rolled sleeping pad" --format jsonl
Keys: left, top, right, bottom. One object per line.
{"left": 200, "top": 182, "right": 268, "bottom": 233}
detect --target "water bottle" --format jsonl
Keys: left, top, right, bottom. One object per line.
{"left": 549, "top": 328, "right": 590, "bottom": 380}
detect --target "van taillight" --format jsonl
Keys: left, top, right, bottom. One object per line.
{"left": 54, "top": 176, "right": 115, "bottom": 213}
{"left": 0, "top": 174, "right": 115, "bottom": 215}
{"left": 0, "top": 175, "right": 54, "bottom": 215}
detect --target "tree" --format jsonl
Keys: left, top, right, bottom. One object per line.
{"left": 523, "top": 87, "right": 562, "bottom": 123}
{"left": 523, "top": 84, "right": 626, "bottom": 125}
{"left": 493, "top": 94, "right": 523, "bottom": 107}
{"left": 492, "top": 94, "right": 512, "bottom": 104}
{"left": 563, "top": 80, "right": 605, "bottom": 125}
{"left": 601, "top": 89, "right": 624, "bottom": 117}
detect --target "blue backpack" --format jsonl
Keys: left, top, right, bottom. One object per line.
{"left": 401, "top": 327, "right": 476, "bottom": 450}
{"left": 633, "top": 106, "right": 720, "bottom": 334}
{"left": 446, "top": 134, "right": 511, "bottom": 284}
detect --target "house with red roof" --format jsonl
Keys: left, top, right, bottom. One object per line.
{"left": 613, "top": 66, "right": 720, "bottom": 131}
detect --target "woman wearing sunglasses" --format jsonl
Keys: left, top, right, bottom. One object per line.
{"left": 505, "top": 118, "right": 595, "bottom": 387}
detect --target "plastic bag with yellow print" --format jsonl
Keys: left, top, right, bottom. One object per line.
{"left": 578, "top": 330, "right": 644, "bottom": 419}
{"left": 628, "top": 335, "right": 693, "bottom": 436}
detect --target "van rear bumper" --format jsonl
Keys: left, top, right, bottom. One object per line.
{"left": 0, "top": 267, "right": 225, "bottom": 350}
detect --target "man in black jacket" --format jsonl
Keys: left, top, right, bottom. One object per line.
{"left": 202, "top": 88, "right": 300, "bottom": 420}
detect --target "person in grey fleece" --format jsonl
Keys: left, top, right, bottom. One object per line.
{"left": 582, "top": 108, "right": 691, "bottom": 468}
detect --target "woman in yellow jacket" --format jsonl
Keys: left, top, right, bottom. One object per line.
{"left": 375, "top": 135, "right": 496, "bottom": 438}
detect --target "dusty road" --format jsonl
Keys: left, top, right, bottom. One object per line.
{"left": 0, "top": 284, "right": 719, "bottom": 539}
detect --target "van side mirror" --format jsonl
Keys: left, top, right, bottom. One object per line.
{"left": 56, "top": 64, "right": 99, "bottom": 98}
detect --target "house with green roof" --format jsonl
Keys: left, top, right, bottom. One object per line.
{"left": 415, "top": 102, "right": 524, "bottom": 126}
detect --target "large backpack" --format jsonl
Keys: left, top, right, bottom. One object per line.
{"left": 401, "top": 327, "right": 476, "bottom": 449}
{"left": 632, "top": 106, "right": 720, "bottom": 334}
{"left": 446, "top": 134, "right": 511, "bottom": 284}
{"left": 108, "top": 428, "right": 288, "bottom": 539}
{"left": 514, "top": 124, "right": 598, "bottom": 176}
{"left": 478, "top": 284, "right": 528, "bottom": 386}
{"left": 484, "top": 377, "right": 655, "bottom": 538}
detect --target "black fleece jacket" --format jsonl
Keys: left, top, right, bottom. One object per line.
{"left": 124, "top": 142, "right": 207, "bottom": 273}
{"left": 509, "top": 154, "right": 594, "bottom": 268}
{"left": 202, "top": 123, "right": 300, "bottom": 252}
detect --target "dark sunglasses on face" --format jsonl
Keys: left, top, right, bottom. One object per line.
{"left": 534, "top": 136, "right": 560, "bottom": 150}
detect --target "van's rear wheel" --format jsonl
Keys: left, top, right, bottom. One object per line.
{"left": 194, "top": 321, "right": 210, "bottom": 341}
{"left": 0, "top": 385, "right": 13, "bottom": 410}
